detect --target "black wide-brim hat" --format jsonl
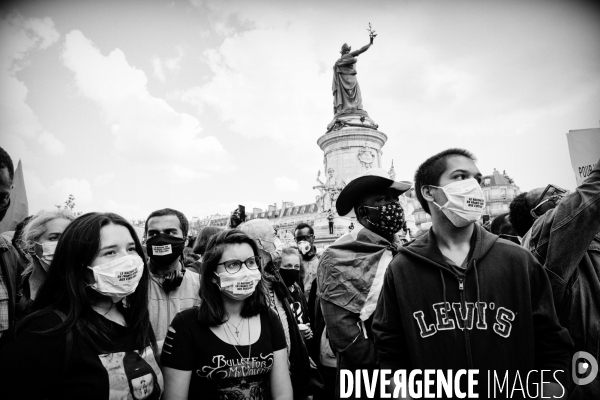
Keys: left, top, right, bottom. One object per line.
{"left": 336, "top": 168, "right": 412, "bottom": 216}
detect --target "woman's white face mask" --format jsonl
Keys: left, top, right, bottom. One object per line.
{"left": 213, "top": 267, "right": 262, "bottom": 301}
{"left": 431, "top": 178, "right": 486, "bottom": 227}
{"left": 87, "top": 254, "right": 145, "bottom": 303}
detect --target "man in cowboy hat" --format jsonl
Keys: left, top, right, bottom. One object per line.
{"left": 316, "top": 167, "right": 411, "bottom": 399}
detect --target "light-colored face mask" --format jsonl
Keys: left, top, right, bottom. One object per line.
{"left": 431, "top": 178, "right": 486, "bottom": 227}
{"left": 297, "top": 241, "right": 311, "bottom": 255}
{"left": 213, "top": 268, "right": 262, "bottom": 301}
{"left": 87, "top": 254, "right": 145, "bottom": 303}
{"left": 34, "top": 241, "right": 58, "bottom": 265}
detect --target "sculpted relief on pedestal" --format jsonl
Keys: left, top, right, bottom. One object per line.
{"left": 358, "top": 143, "right": 376, "bottom": 169}
{"left": 314, "top": 168, "right": 346, "bottom": 214}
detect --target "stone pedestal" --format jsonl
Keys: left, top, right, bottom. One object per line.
{"left": 312, "top": 215, "right": 354, "bottom": 247}
{"left": 318, "top": 112, "right": 388, "bottom": 186}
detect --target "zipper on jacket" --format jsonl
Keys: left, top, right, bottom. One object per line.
{"left": 167, "top": 290, "right": 171, "bottom": 329}
{"left": 457, "top": 277, "right": 464, "bottom": 290}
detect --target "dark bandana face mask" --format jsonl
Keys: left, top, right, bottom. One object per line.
{"left": 146, "top": 234, "right": 185, "bottom": 267}
{"left": 363, "top": 200, "right": 405, "bottom": 236}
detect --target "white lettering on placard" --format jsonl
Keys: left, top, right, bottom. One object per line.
{"left": 152, "top": 244, "right": 172, "bottom": 255}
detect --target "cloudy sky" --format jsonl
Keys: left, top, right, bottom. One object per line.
{"left": 1, "top": 0, "right": 599, "bottom": 220}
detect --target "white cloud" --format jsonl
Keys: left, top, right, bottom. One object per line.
{"left": 94, "top": 172, "right": 115, "bottom": 186}
{"left": 152, "top": 46, "right": 184, "bottom": 82}
{"left": 24, "top": 169, "right": 93, "bottom": 214}
{"left": 61, "top": 30, "right": 234, "bottom": 184}
{"left": 152, "top": 55, "right": 166, "bottom": 82}
{"left": 178, "top": 21, "right": 331, "bottom": 143}
{"left": 0, "top": 14, "right": 62, "bottom": 164}
{"left": 37, "top": 131, "right": 66, "bottom": 155}
{"left": 274, "top": 176, "right": 299, "bottom": 192}
{"left": 49, "top": 178, "right": 93, "bottom": 205}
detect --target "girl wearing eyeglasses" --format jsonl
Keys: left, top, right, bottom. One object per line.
{"left": 161, "top": 229, "right": 293, "bottom": 400}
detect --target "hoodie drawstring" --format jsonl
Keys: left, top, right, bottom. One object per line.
{"left": 473, "top": 259, "right": 483, "bottom": 325}
{"left": 439, "top": 269, "right": 449, "bottom": 313}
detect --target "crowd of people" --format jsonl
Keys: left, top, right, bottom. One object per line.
{"left": 0, "top": 144, "right": 598, "bottom": 399}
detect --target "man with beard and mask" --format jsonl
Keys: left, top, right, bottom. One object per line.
{"left": 0, "top": 146, "right": 21, "bottom": 349}
{"left": 239, "top": 219, "right": 316, "bottom": 399}
{"left": 317, "top": 167, "right": 411, "bottom": 400}
{"left": 144, "top": 208, "right": 200, "bottom": 352}
{"left": 373, "top": 149, "right": 572, "bottom": 397}
{"left": 294, "top": 222, "right": 319, "bottom": 301}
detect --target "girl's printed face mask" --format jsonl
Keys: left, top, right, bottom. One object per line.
{"left": 213, "top": 267, "right": 262, "bottom": 301}
{"left": 431, "top": 178, "right": 486, "bottom": 227}
{"left": 87, "top": 254, "right": 145, "bottom": 303}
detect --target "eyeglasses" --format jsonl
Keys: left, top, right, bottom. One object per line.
{"left": 216, "top": 256, "right": 261, "bottom": 274}
{"left": 530, "top": 184, "right": 569, "bottom": 219}
{"left": 294, "top": 235, "right": 314, "bottom": 243}
{"left": 281, "top": 263, "right": 300, "bottom": 270}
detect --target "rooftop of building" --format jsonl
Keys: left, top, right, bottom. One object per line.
{"left": 481, "top": 168, "right": 517, "bottom": 187}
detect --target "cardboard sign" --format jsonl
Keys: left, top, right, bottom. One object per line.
{"left": 566, "top": 128, "right": 600, "bottom": 186}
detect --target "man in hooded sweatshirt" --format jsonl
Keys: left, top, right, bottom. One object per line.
{"left": 373, "top": 148, "right": 572, "bottom": 398}
{"left": 317, "top": 167, "right": 411, "bottom": 399}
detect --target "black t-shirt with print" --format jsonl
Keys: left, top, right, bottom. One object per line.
{"left": 0, "top": 311, "right": 162, "bottom": 400}
{"left": 161, "top": 307, "right": 287, "bottom": 400}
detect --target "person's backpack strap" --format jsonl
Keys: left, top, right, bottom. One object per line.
{"left": 53, "top": 310, "right": 73, "bottom": 376}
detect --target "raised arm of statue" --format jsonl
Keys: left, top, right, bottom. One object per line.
{"left": 350, "top": 42, "right": 372, "bottom": 57}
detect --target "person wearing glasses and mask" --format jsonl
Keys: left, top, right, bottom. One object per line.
{"left": 238, "top": 219, "right": 315, "bottom": 399}
{"left": 144, "top": 208, "right": 200, "bottom": 354}
{"left": 19, "top": 209, "right": 75, "bottom": 309}
{"left": 317, "top": 167, "right": 411, "bottom": 399}
{"left": 511, "top": 157, "right": 600, "bottom": 399}
{"left": 161, "top": 229, "right": 292, "bottom": 400}
{"left": 373, "top": 149, "right": 572, "bottom": 397}
{"left": 0, "top": 212, "right": 162, "bottom": 399}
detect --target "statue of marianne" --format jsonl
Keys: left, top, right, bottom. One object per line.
{"left": 332, "top": 33, "right": 374, "bottom": 115}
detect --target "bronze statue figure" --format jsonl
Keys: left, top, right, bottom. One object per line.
{"left": 332, "top": 24, "right": 376, "bottom": 115}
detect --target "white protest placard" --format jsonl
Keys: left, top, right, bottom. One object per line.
{"left": 566, "top": 128, "right": 600, "bottom": 186}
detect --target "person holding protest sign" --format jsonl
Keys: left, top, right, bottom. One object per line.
{"left": 523, "top": 157, "right": 600, "bottom": 398}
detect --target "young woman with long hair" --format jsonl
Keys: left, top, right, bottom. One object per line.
{"left": 0, "top": 212, "right": 162, "bottom": 399}
{"left": 161, "top": 229, "right": 292, "bottom": 400}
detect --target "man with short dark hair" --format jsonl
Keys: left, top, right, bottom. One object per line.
{"left": 0, "top": 146, "right": 21, "bottom": 349}
{"left": 490, "top": 212, "right": 520, "bottom": 244}
{"left": 294, "top": 222, "right": 318, "bottom": 300}
{"left": 144, "top": 208, "right": 200, "bottom": 351}
{"left": 318, "top": 167, "right": 411, "bottom": 399}
{"left": 373, "top": 148, "right": 572, "bottom": 397}
{"left": 525, "top": 158, "right": 600, "bottom": 398}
